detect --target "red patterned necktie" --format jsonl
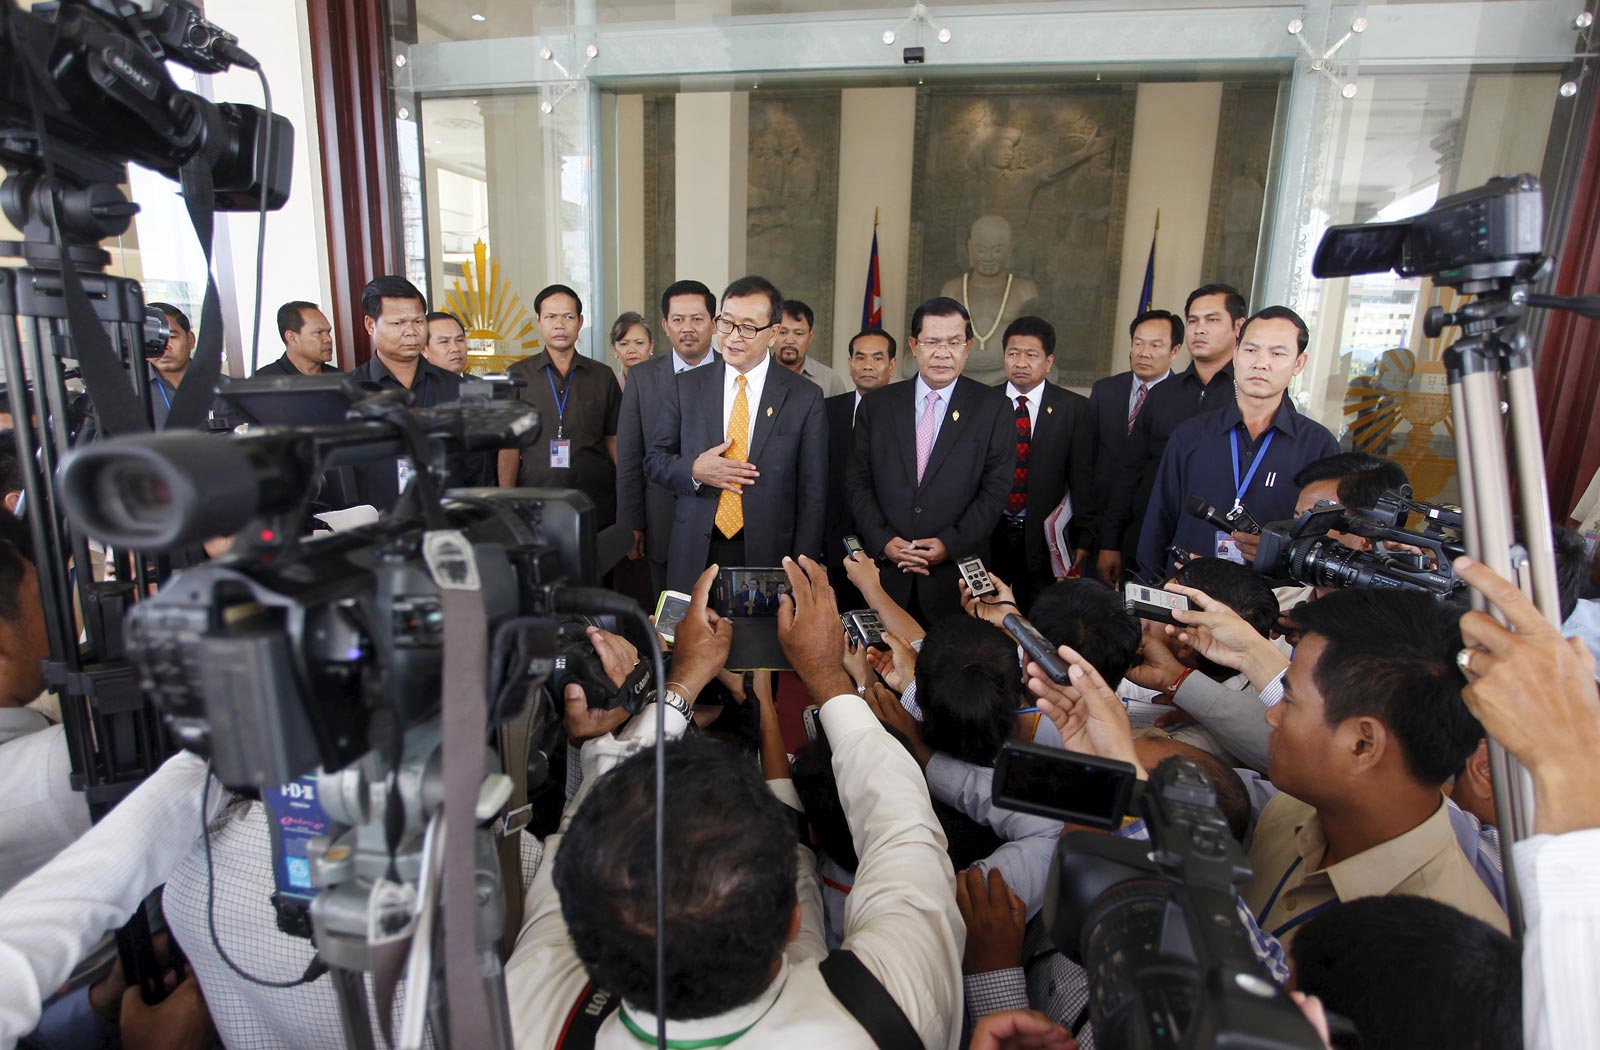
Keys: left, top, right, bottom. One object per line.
{"left": 1128, "top": 381, "right": 1148, "bottom": 434}
{"left": 1008, "top": 394, "right": 1030, "bottom": 514}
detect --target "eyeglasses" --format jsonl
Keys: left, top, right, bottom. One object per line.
{"left": 917, "top": 337, "right": 969, "bottom": 351}
{"left": 714, "top": 316, "right": 775, "bottom": 340}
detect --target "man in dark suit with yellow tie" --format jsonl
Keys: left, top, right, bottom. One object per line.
{"left": 644, "top": 275, "right": 828, "bottom": 592}
{"left": 847, "top": 297, "right": 1015, "bottom": 625}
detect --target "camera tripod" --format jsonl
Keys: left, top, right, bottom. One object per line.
{"left": 1430, "top": 260, "right": 1600, "bottom": 939}
{"left": 309, "top": 725, "right": 516, "bottom": 1050}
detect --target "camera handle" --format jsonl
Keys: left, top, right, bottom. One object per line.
{"left": 1435, "top": 273, "right": 1566, "bottom": 942}
{"left": 309, "top": 729, "right": 516, "bottom": 1050}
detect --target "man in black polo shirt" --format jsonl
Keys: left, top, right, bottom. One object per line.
{"left": 499, "top": 284, "right": 622, "bottom": 528}
{"left": 346, "top": 276, "right": 492, "bottom": 511}
{"left": 1138, "top": 305, "right": 1339, "bottom": 578}
{"left": 256, "top": 301, "right": 341, "bottom": 376}
{"left": 1097, "top": 282, "right": 1245, "bottom": 585}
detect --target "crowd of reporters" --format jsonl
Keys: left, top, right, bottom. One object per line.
{"left": 0, "top": 269, "right": 1597, "bottom": 1050}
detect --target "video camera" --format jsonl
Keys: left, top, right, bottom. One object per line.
{"left": 1253, "top": 488, "right": 1465, "bottom": 599}
{"left": 995, "top": 748, "right": 1324, "bottom": 1049}
{"left": 1, "top": 0, "right": 292, "bottom": 230}
{"left": 55, "top": 389, "right": 637, "bottom": 790}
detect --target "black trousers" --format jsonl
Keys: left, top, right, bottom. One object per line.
{"left": 990, "top": 517, "right": 1043, "bottom": 614}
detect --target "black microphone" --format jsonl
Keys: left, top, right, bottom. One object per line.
{"left": 1185, "top": 495, "right": 1261, "bottom": 535}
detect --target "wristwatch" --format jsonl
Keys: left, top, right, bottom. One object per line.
{"left": 661, "top": 687, "right": 693, "bottom": 720}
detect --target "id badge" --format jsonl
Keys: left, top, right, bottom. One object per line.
{"left": 396, "top": 457, "right": 414, "bottom": 491}
{"left": 1215, "top": 531, "right": 1245, "bottom": 564}
{"left": 550, "top": 439, "right": 571, "bottom": 469}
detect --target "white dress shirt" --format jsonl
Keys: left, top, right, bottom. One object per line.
{"left": 0, "top": 751, "right": 224, "bottom": 1045}
{"left": 1515, "top": 828, "right": 1600, "bottom": 1050}
{"left": 1004, "top": 381, "right": 1044, "bottom": 433}
{"left": 721, "top": 353, "right": 772, "bottom": 450}
{"left": 0, "top": 707, "right": 92, "bottom": 897}
{"left": 913, "top": 374, "right": 955, "bottom": 448}
{"left": 506, "top": 694, "right": 964, "bottom": 1049}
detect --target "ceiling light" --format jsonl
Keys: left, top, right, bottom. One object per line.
{"left": 394, "top": 54, "right": 407, "bottom": 67}
{"left": 585, "top": 43, "right": 599, "bottom": 59}
{"left": 539, "top": 100, "right": 554, "bottom": 114}
{"left": 936, "top": 27, "right": 951, "bottom": 43}
{"left": 539, "top": 47, "right": 553, "bottom": 60}
{"left": 1559, "top": 80, "right": 1579, "bottom": 97}
{"left": 1340, "top": 83, "right": 1358, "bottom": 98}
{"left": 470, "top": 12, "right": 486, "bottom": 21}
{"left": 882, "top": 30, "right": 895, "bottom": 44}
{"left": 397, "top": 106, "right": 411, "bottom": 120}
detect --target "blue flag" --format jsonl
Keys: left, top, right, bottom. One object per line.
{"left": 1138, "top": 212, "right": 1158, "bottom": 315}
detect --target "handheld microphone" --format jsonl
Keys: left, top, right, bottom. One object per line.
{"left": 1185, "top": 496, "right": 1261, "bottom": 535}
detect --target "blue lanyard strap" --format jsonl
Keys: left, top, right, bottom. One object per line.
{"left": 1255, "top": 854, "right": 1302, "bottom": 926}
{"left": 546, "top": 363, "right": 572, "bottom": 435}
{"left": 1229, "top": 427, "right": 1275, "bottom": 506}
{"left": 156, "top": 379, "right": 173, "bottom": 411}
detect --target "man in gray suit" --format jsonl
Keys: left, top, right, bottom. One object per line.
{"left": 614, "top": 280, "right": 719, "bottom": 595}
{"left": 644, "top": 275, "right": 828, "bottom": 593}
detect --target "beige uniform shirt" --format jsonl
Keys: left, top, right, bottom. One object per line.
{"left": 1244, "top": 793, "right": 1508, "bottom": 949}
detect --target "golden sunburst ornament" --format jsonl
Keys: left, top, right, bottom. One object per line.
{"left": 442, "top": 240, "right": 540, "bottom": 356}
{"left": 1342, "top": 283, "right": 1462, "bottom": 501}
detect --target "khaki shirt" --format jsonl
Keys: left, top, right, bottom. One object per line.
{"left": 1244, "top": 793, "right": 1508, "bottom": 948}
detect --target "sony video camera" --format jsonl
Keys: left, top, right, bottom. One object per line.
{"left": 54, "top": 390, "right": 635, "bottom": 790}
{"left": 994, "top": 747, "right": 1325, "bottom": 1049}
{"left": 1253, "top": 488, "right": 1465, "bottom": 599}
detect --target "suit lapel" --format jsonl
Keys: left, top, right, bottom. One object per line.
{"left": 747, "top": 367, "right": 788, "bottom": 463}
{"left": 894, "top": 383, "right": 919, "bottom": 483}
{"left": 918, "top": 379, "right": 967, "bottom": 491}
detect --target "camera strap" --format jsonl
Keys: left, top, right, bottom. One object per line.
{"left": 423, "top": 529, "right": 499, "bottom": 1049}
{"left": 818, "top": 949, "right": 921, "bottom": 1050}
{"left": 164, "top": 159, "right": 227, "bottom": 432}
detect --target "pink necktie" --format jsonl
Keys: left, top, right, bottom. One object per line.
{"left": 916, "top": 390, "right": 939, "bottom": 483}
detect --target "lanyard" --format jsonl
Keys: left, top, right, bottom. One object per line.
{"left": 618, "top": 981, "right": 785, "bottom": 1048}
{"left": 1229, "top": 428, "right": 1275, "bottom": 510}
{"left": 546, "top": 364, "right": 572, "bottom": 439}
{"left": 1254, "top": 854, "right": 1339, "bottom": 939}
{"left": 155, "top": 379, "right": 173, "bottom": 412}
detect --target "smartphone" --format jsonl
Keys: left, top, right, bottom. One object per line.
{"left": 841, "top": 609, "right": 886, "bottom": 649}
{"left": 1003, "top": 612, "right": 1072, "bottom": 685}
{"left": 843, "top": 534, "right": 865, "bottom": 559}
{"left": 716, "top": 567, "right": 789, "bottom": 618}
{"left": 958, "top": 556, "right": 998, "bottom": 598}
{"left": 802, "top": 704, "right": 824, "bottom": 744}
{"left": 653, "top": 589, "right": 692, "bottom": 643}
{"left": 992, "top": 740, "right": 1138, "bottom": 829}
{"left": 1124, "top": 582, "right": 1193, "bottom": 626}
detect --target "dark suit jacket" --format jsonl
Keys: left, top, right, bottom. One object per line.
{"left": 1004, "top": 381, "right": 1097, "bottom": 574}
{"left": 644, "top": 361, "right": 827, "bottom": 592}
{"left": 1087, "top": 371, "right": 1139, "bottom": 555}
{"left": 847, "top": 375, "right": 1014, "bottom": 616}
{"left": 615, "top": 352, "right": 718, "bottom": 565}
{"left": 824, "top": 391, "right": 858, "bottom": 566}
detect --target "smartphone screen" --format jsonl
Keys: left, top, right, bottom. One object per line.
{"left": 653, "top": 589, "right": 692, "bottom": 642}
{"left": 720, "top": 567, "right": 789, "bottom": 618}
{"left": 844, "top": 535, "right": 864, "bottom": 558}
{"left": 992, "top": 741, "right": 1136, "bottom": 829}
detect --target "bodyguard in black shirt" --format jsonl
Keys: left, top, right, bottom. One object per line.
{"left": 345, "top": 276, "right": 492, "bottom": 511}
{"left": 256, "top": 301, "right": 342, "bottom": 377}
{"left": 1097, "top": 283, "right": 1245, "bottom": 585}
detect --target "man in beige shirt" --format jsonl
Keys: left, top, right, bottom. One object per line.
{"left": 1240, "top": 588, "right": 1508, "bottom": 946}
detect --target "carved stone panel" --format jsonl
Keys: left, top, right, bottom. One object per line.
{"left": 1203, "top": 82, "right": 1281, "bottom": 307}
{"left": 745, "top": 92, "right": 841, "bottom": 364}
{"left": 908, "top": 85, "right": 1136, "bottom": 386}
{"left": 642, "top": 95, "right": 675, "bottom": 331}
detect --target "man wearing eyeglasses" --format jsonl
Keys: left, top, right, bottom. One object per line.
{"left": 644, "top": 275, "right": 828, "bottom": 592}
{"left": 847, "top": 297, "right": 1016, "bottom": 625}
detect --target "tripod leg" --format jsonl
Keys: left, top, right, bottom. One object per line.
{"left": 1504, "top": 365, "right": 1565, "bottom": 626}
{"left": 330, "top": 965, "right": 380, "bottom": 1050}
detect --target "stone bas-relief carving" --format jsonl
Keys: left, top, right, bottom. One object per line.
{"left": 746, "top": 93, "right": 840, "bottom": 363}
{"left": 910, "top": 86, "right": 1135, "bottom": 386}
{"left": 1203, "top": 82, "right": 1280, "bottom": 305}
{"left": 939, "top": 216, "right": 1039, "bottom": 385}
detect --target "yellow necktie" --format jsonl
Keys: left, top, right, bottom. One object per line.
{"left": 715, "top": 374, "right": 749, "bottom": 538}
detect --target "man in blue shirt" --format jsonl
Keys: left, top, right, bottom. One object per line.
{"left": 1138, "top": 306, "right": 1339, "bottom": 578}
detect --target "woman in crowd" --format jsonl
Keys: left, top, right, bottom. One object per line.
{"left": 610, "top": 310, "right": 653, "bottom": 388}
